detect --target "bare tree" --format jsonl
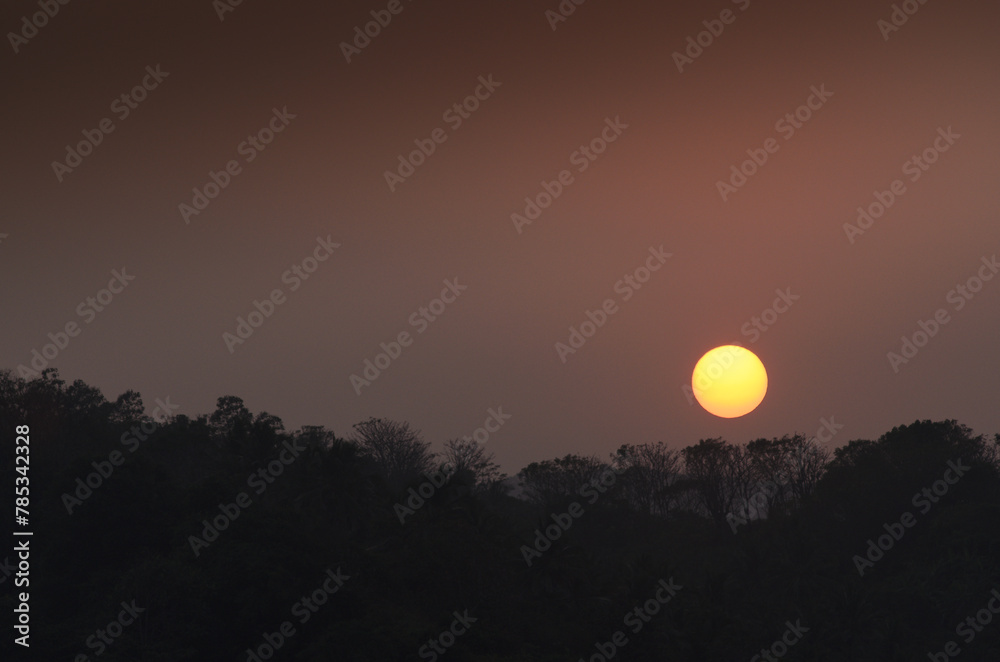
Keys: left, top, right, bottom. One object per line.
{"left": 612, "top": 442, "right": 682, "bottom": 517}
{"left": 739, "top": 435, "right": 830, "bottom": 522}
{"left": 725, "top": 443, "right": 758, "bottom": 518}
{"left": 442, "top": 438, "right": 506, "bottom": 490}
{"left": 784, "top": 434, "right": 830, "bottom": 503}
{"left": 744, "top": 436, "right": 796, "bottom": 519}
{"left": 351, "top": 417, "right": 436, "bottom": 491}
{"left": 518, "top": 454, "right": 608, "bottom": 506}
{"left": 680, "top": 438, "right": 747, "bottom": 526}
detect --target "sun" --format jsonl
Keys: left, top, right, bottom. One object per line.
{"left": 691, "top": 345, "right": 768, "bottom": 418}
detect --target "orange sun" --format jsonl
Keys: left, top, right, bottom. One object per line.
{"left": 692, "top": 345, "right": 768, "bottom": 418}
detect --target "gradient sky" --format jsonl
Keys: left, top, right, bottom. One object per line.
{"left": 2, "top": 0, "right": 998, "bottom": 474}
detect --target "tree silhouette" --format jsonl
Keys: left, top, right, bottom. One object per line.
{"left": 612, "top": 441, "right": 682, "bottom": 516}
{"left": 4, "top": 370, "right": 999, "bottom": 661}
{"left": 442, "top": 438, "right": 506, "bottom": 490}
{"left": 679, "top": 438, "right": 744, "bottom": 525}
{"left": 351, "top": 416, "right": 436, "bottom": 492}
{"left": 518, "top": 453, "right": 608, "bottom": 506}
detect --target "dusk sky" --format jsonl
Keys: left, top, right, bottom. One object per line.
{"left": 3, "top": 0, "right": 998, "bottom": 474}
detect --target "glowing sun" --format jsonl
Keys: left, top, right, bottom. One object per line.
{"left": 692, "top": 345, "right": 768, "bottom": 418}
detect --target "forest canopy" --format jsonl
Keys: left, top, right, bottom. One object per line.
{"left": 2, "top": 368, "right": 999, "bottom": 661}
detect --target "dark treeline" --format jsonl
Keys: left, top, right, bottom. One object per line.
{"left": 3, "top": 369, "right": 1000, "bottom": 661}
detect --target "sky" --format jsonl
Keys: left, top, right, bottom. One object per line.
{"left": 2, "top": 0, "right": 998, "bottom": 475}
